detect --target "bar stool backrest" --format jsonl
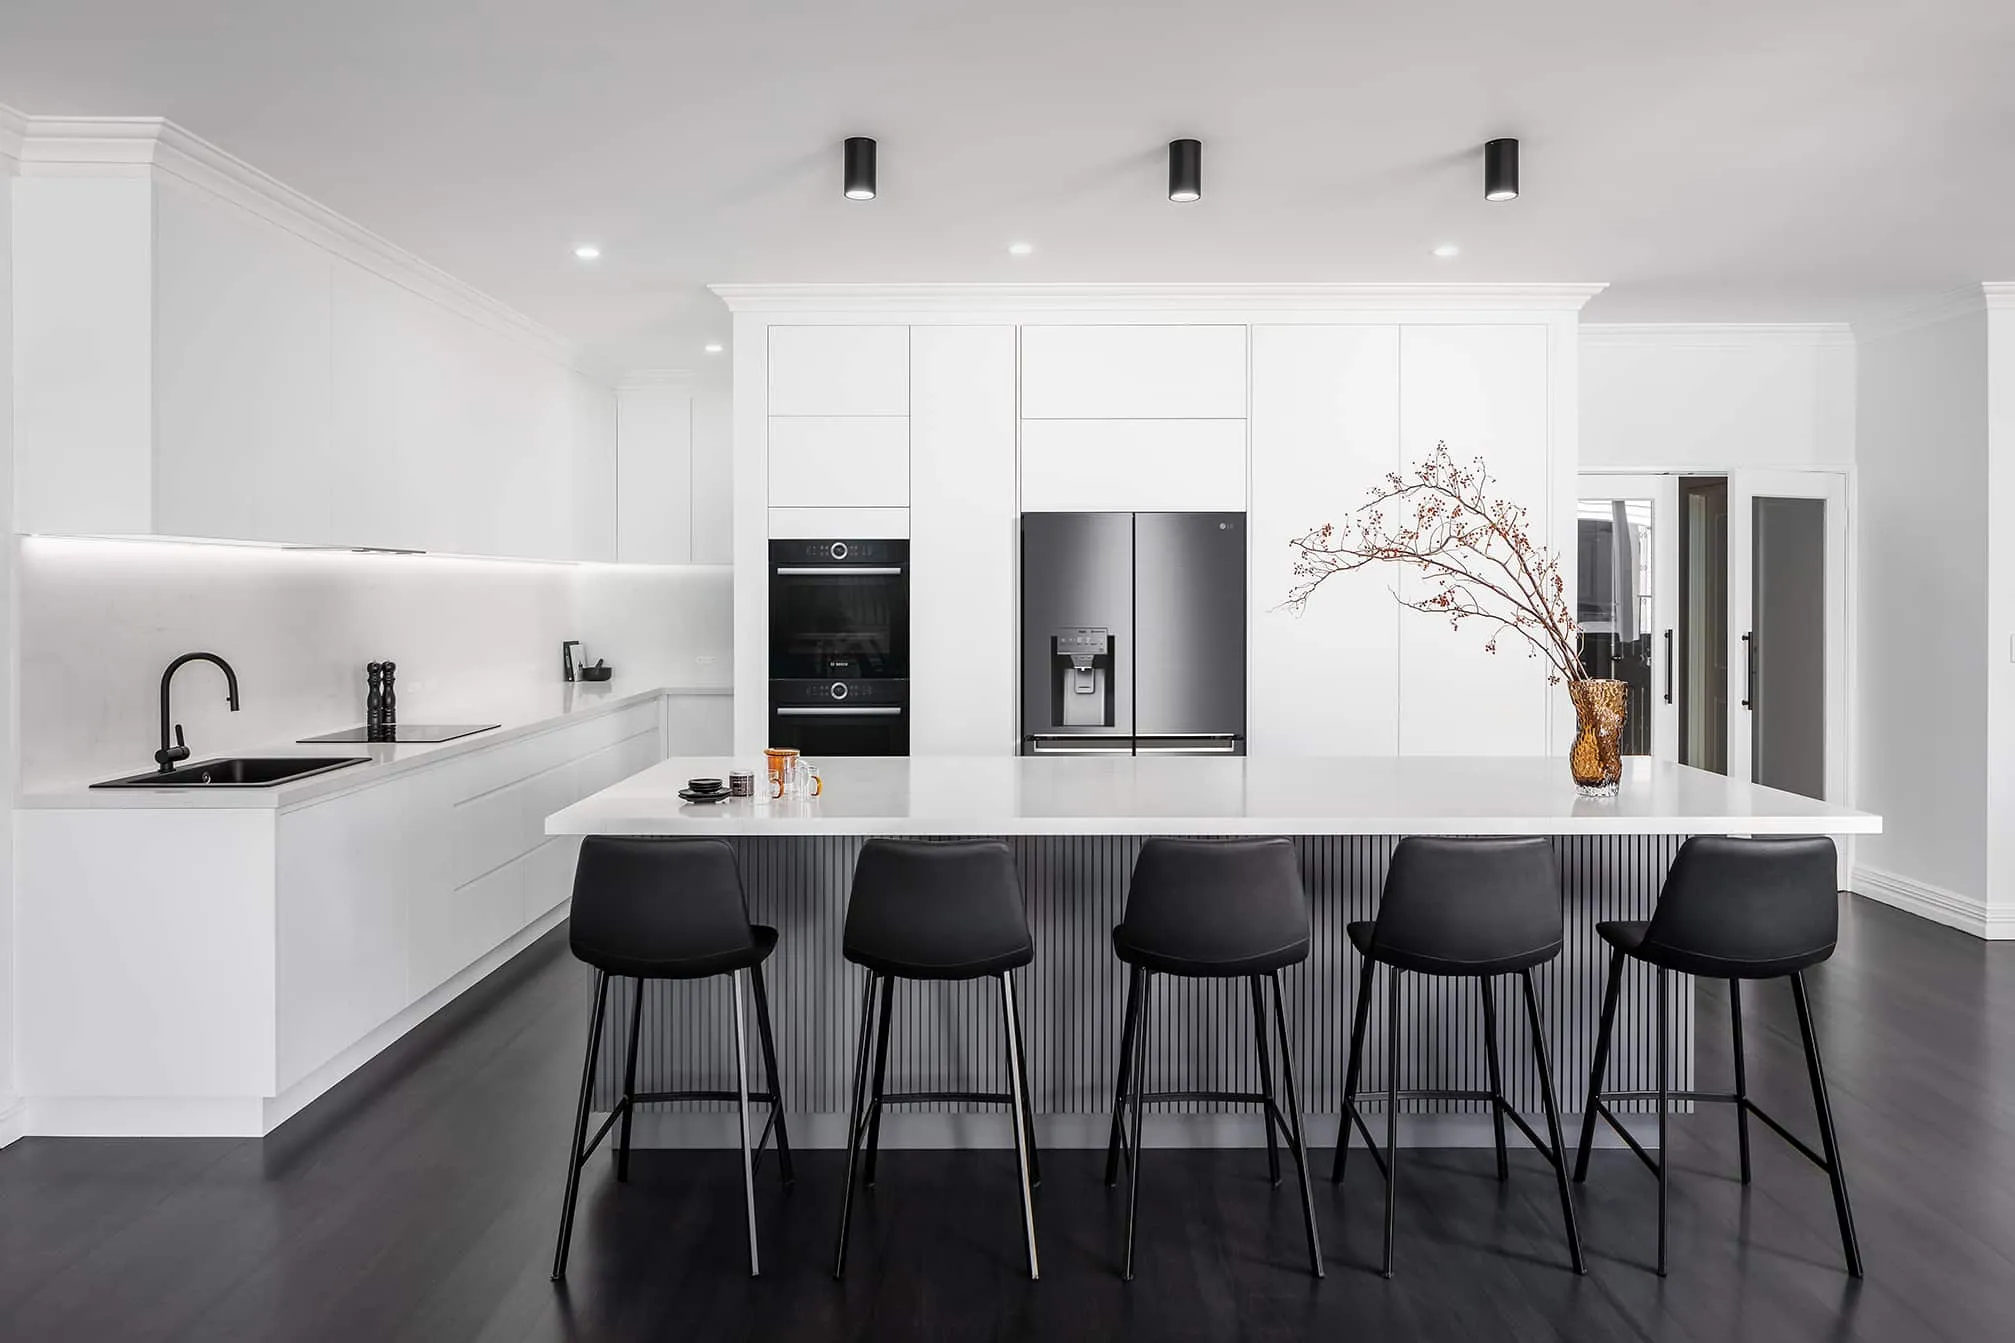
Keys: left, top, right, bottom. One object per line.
{"left": 844, "top": 838, "right": 1031, "bottom": 974}
{"left": 1373, "top": 836, "right": 1563, "bottom": 968}
{"left": 1645, "top": 835, "right": 1839, "bottom": 968}
{"left": 1118, "top": 837, "right": 1310, "bottom": 969}
{"left": 569, "top": 836, "right": 755, "bottom": 977}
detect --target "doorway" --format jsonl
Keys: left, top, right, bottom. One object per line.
{"left": 1578, "top": 470, "right": 1848, "bottom": 803}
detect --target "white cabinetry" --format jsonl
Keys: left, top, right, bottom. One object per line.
{"left": 1396, "top": 325, "right": 1553, "bottom": 755}
{"left": 910, "top": 325, "right": 1018, "bottom": 753}
{"left": 616, "top": 382, "right": 696, "bottom": 563}
{"left": 1019, "top": 419, "right": 1247, "bottom": 512}
{"left": 768, "top": 325, "right": 910, "bottom": 415}
{"left": 1021, "top": 325, "right": 1247, "bottom": 418}
{"left": 1249, "top": 325, "right": 1402, "bottom": 755}
{"left": 11, "top": 149, "right": 616, "bottom": 560}
{"left": 768, "top": 417, "right": 910, "bottom": 507}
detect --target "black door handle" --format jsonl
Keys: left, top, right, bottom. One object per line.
{"left": 1741, "top": 631, "right": 1756, "bottom": 709}
{"left": 1663, "top": 629, "right": 1674, "bottom": 704}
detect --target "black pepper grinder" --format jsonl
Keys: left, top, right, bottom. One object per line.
{"left": 380, "top": 661, "right": 398, "bottom": 738}
{"left": 366, "top": 662, "right": 384, "bottom": 740}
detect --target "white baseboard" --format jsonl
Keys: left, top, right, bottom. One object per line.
{"left": 0, "top": 1096, "right": 27, "bottom": 1149}
{"left": 1853, "top": 865, "right": 2014, "bottom": 940}
{"left": 19, "top": 903, "right": 570, "bottom": 1139}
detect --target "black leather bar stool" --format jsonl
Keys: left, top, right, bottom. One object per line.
{"left": 1331, "top": 836, "right": 1584, "bottom": 1278}
{"left": 833, "top": 838, "right": 1041, "bottom": 1280}
{"left": 550, "top": 837, "right": 792, "bottom": 1280}
{"left": 1573, "top": 835, "right": 1862, "bottom": 1278}
{"left": 1105, "top": 837, "right": 1324, "bottom": 1280}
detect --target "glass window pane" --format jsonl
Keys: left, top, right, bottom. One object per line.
{"left": 1577, "top": 498, "right": 1654, "bottom": 756}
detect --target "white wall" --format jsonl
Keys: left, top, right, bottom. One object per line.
{"left": 16, "top": 540, "right": 731, "bottom": 791}
{"left": 1985, "top": 298, "right": 2015, "bottom": 937}
{"left": 1, "top": 119, "right": 20, "bottom": 1140}
{"left": 1851, "top": 309, "right": 1990, "bottom": 918}
{"left": 1582, "top": 326, "right": 1856, "bottom": 472}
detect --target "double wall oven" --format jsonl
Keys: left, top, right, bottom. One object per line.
{"left": 768, "top": 538, "right": 909, "bottom": 755}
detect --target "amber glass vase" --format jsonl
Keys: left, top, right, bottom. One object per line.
{"left": 1567, "top": 678, "right": 1628, "bottom": 797}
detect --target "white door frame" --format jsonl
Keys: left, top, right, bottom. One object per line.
{"left": 1578, "top": 472, "right": 1681, "bottom": 762}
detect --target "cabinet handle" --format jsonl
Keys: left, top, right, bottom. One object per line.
{"left": 1741, "top": 631, "right": 1756, "bottom": 710}
{"left": 774, "top": 706, "right": 903, "bottom": 717}
{"left": 773, "top": 566, "right": 904, "bottom": 576}
{"left": 1663, "top": 629, "right": 1674, "bottom": 705}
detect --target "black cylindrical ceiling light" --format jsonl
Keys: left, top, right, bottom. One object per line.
{"left": 843, "top": 136, "right": 877, "bottom": 200}
{"left": 1168, "top": 138, "right": 1202, "bottom": 202}
{"left": 1484, "top": 137, "right": 1519, "bottom": 201}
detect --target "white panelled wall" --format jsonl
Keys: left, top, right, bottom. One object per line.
{"left": 718, "top": 286, "right": 1599, "bottom": 759}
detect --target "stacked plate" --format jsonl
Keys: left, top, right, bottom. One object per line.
{"left": 678, "top": 776, "right": 731, "bottom": 805}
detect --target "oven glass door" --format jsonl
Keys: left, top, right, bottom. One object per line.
{"left": 769, "top": 570, "right": 909, "bottom": 679}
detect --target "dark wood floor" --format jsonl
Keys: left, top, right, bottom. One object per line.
{"left": 2, "top": 893, "right": 2009, "bottom": 1342}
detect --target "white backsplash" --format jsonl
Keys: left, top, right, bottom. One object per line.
{"left": 17, "top": 537, "right": 732, "bottom": 788}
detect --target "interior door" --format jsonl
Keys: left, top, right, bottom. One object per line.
{"left": 1727, "top": 471, "right": 1848, "bottom": 801}
{"left": 1576, "top": 475, "right": 1679, "bottom": 761}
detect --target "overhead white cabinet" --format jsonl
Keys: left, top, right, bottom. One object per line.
{"left": 1019, "top": 418, "right": 1247, "bottom": 512}
{"left": 1396, "top": 324, "right": 1554, "bottom": 755}
{"left": 616, "top": 383, "right": 697, "bottom": 563}
{"left": 910, "top": 325, "right": 1019, "bottom": 754}
{"left": 1249, "top": 325, "right": 1402, "bottom": 755}
{"left": 11, "top": 158, "right": 617, "bottom": 560}
{"left": 768, "top": 325, "right": 910, "bottom": 416}
{"left": 1021, "top": 324, "right": 1248, "bottom": 419}
{"left": 768, "top": 416, "right": 910, "bottom": 507}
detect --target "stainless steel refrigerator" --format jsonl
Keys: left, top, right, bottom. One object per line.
{"left": 1020, "top": 511, "right": 1247, "bottom": 756}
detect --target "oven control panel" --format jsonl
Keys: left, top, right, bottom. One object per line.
{"left": 770, "top": 538, "right": 908, "bottom": 566}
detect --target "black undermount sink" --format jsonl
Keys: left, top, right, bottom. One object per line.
{"left": 91, "top": 756, "right": 370, "bottom": 789}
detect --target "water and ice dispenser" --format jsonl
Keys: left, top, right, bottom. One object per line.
{"left": 1049, "top": 628, "right": 1115, "bottom": 729}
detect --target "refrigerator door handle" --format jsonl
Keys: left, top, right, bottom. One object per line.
{"left": 1026, "top": 735, "right": 1134, "bottom": 756}
{"left": 1134, "top": 734, "right": 1242, "bottom": 756}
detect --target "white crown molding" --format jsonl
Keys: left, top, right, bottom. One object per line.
{"left": 0, "top": 102, "right": 26, "bottom": 164}
{"left": 1982, "top": 282, "right": 2015, "bottom": 310}
{"left": 1854, "top": 864, "right": 2011, "bottom": 940}
{"left": 17, "top": 116, "right": 609, "bottom": 383}
{"left": 710, "top": 282, "right": 1608, "bottom": 314}
{"left": 1850, "top": 285, "right": 1989, "bottom": 343}
{"left": 1581, "top": 322, "right": 1854, "bottom": 349}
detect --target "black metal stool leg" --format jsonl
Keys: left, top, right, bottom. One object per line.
{"left": 749, "top": 962, "right": 794, "bottom": 1185}
{"left": 1250, "top": 975, "right": 1282, "bottom": 1187}
{"left": 1000, "top": 973, "right": 1041, "bottom": 1280}
{"left": 1574, "top": 948, "right": 1625, "bottom": 1182}
{"left": 1520, "top": 968, "right": 1586, "bottom": 1275}
{"left": 1655, "top": 965, "right": 1670, "bottom": 1277}
{"left": 864, "top": 976, "right": 895, "bottom": 1187}
{"left": 551, "top": 968, "right": 610, "bottom": 1281}
{"left": 1792, "top": 972, "right": 1864, "bottom": 1278}
{"left": 1381, "top": 966, "right": 1401, "bottom": 1279}
{"left": 728, "top": 968, "right": 761, "bottom": 1276}
{"left": 1268, "top": 972, "right": 1325, "bottom": 1278}
{"left": 1730, "top": 977, "right": 1752, "bottom": 1186}
{"left": 1480, "top": 975, "right": 1508, "bottom": 1183}
{"left": 832, "top": 971, "right": 879, "bottom": 1280}
{"left": 1008, "top": 971, "right": 1041, "bottom": 1189}
{"left": 1330, "top": 954, "right": 1374, "bottom": 1185}
{"left": 1105, "top": 967, "right": 1142, "bottom": 1187}
{"left": 615, "top": 977, "right": 644, "bottom": 1182}
{"left": 1122, "top": 971, "right": 1154, "bottom": 1281}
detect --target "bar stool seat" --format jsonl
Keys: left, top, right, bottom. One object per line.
{"left": 833, "top": 839, "right": 1042, "bottom": 1281}
{"left": 1344, "top": 919, "right": 1559, "bottom": 976}
{"left": 573, "top": 922, "right": 779, "bottom": 980}
{"left": 1594, "top": 918, "right": 1834, "bottom": 979}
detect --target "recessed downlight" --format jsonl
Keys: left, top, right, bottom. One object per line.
{"left": 704, "top": 342, "right": 724, "bottom": 354}
{"left": 573, "top": 243, "right": 602, "bottom": 261}
{"left": 1432, "top": 244, "right": 1460, "bottom": 258}
{"left": 1007, "top": 241, "right": 1034, "bottom": 257}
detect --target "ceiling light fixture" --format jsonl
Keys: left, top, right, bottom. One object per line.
{"left": 1484, "top": 138, "right": 1519, "bottom": 201}
{"left": 573, "top": 243, "right": 602, "bottom": 261}
{"left": 843, "top": 137, "right": 877, "bottom": 200}
{"left": 1432, "top": 243, "right": 1460, "bottom": 258}
{"left": 1007, "top": 241, "right": 1034, "bottom": 257}
{"left": 704, "top": 342, "right": 724, "bottom": 353}
{"left": 1168, "top": 138, "right": 1202, "bottom": 202}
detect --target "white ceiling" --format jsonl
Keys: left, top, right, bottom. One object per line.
{"left": 4, "top": 0, "right": 2013, "bottom": 371}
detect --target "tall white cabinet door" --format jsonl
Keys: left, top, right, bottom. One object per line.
{"left": 1397, "top": 325, "right": 1553, "bottom": 755}
{"left": 616, "top": 384, "right": 694, "bottom": 563}
{"left": 1021, "top": 325, "right": 1247, "bottom": 418}
{"left": 768, "top": 417, "right": 910, "bottom": 507}
{"left": 769, "top": 325, "right": 910, "bottom": 415}
{"left": 910, "top": 325, "right": 1019, "bottom": 753}
{"left": 1249, "top": 325, "right": 1402, "bottom": 756}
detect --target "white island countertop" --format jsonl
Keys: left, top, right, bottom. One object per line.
{"left": 547, "top": 755, "right": 1882, "bottom": 838}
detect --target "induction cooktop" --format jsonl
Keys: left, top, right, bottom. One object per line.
{"left": 298, "top": 723, "right": 500, "bottom": 744}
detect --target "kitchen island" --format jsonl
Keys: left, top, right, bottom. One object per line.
{"left": 547, "top": 755, "right": 1880, "bottom": 1150}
